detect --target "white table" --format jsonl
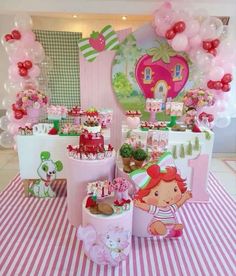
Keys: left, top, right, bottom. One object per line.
{"left": 121, "top": 126, "right": 214, "bottom": 202}
{"left": 17, "top": 128, "right": 111, "bottom": 180}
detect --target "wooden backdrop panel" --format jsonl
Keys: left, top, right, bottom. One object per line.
{"left": 80, "top": 28, "right": 132, "bottom": 149}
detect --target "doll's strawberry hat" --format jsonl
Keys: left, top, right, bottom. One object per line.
{"left": 129, "top": 151, "right": 176, "bottom": 189}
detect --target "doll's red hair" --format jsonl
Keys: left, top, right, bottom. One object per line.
{"left": 134, "top": 165, "right": 187, "bottom": 203}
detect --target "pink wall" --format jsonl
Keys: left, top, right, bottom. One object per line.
{"left": 80, "top": 28, "right": 132, "bottom": 149}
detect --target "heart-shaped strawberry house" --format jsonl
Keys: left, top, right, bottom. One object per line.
{"left": 135, "top": 44, "right": 189, "bottom": 100}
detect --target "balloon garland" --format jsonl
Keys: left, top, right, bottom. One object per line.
{"left": 153, "top": 1, "right": 235, "bottom": 128}
{"left": 0, "top": 14, "right": 52, "bottom": 148}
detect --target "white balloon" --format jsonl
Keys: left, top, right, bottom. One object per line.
{"left": 0, "top": 131, "right": 15, "bottom": 148}
{"left": 14, "top": 13, "right": 33, "bottom": 31}
{"left": 4, "top": 81, "right": 21, "bottom": 94}
{"left": 214, "top": 113, "right": 231, "bottom": 128}
{"left": 0, "top": 116, "right": 10, "bottom": 131}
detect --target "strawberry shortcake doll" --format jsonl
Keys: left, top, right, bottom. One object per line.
{"left": 134, "top": 164, "right": 192, "bottom": 237}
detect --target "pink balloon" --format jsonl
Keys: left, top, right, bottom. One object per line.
{"left": 21, "top": 30, "right": 36, "bottom": 47}
{"left": 189, "top": 34, "right": 202, "bottom": 49}
{"left": 209, "top": 67, "right": 224, "bottom": 81}
{"left": 222, "top": 63, "right": 233, "bottom": 74}
{"left": 171, "top": 33, "right": 189, "bottom": 52}
{"left": 185, "top": 19, "right": 200, "bottom": 38}
{"left": 28, "top": 65, "right": 40, "bottom": 78}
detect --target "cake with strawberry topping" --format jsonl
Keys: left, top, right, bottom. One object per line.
{"left": 79, "top": 130, "right": 104, "bottom": 154}
{"left": 83, "top": 107, "right": 101, "bottom": 133}
{"left": 67, "top": 129, "right": 113, "bottom": 160}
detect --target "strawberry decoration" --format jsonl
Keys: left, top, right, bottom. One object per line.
{"left": 135, "top": 43, "right": 189, "bottom": 99}
{"left": 165, "top": 21, "right": 186, "bottom": 40}
{"left": 89, "top": 31, "right": 106, "bottom": 52}
{"left": 207, "top": 73, "right": 232, "bottom": 92}
{"left": 11, "top": 30, "right": 21, "bottom": 40}
{"left": 199, "top": 112, "right": 214, "bottom": 123}
{"left": 4, "top": 34, "right": 13, "bottom": 42}
{"left": 4, "top": 29, "right": 21, "bottom": 42}
{"left": 12, "top": 104, "right": 27, "bottom": 120}
{"left": 202, "top": 39, "right": 220, "bottom": 56}
{"left": 85, "top": 196, "right": 97, "bottom": 208}
{"left": 17, "top": 60, "right": 33, "bottom": 77}
{"left": 192, "top": 123, "right": 201, "bottom": 133}
{"left": 48, "top": 128, "right": 58, "bottom": 135}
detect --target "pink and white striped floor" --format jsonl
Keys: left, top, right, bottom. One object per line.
{"left": 0, "top": 173, "right": 235, "bottom": 276}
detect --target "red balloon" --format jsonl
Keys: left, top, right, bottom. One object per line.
{"left": 202, "top": 41, "right": 212, "bottom": 51}
{"left": 17, "top": 62, "right": 24, "bottom": 68}
{"left": 23, "top": 60, "right": 33, "bottom": 69}
{"left": 208, "top": 48, "right": 217, "bottom": 56}
{"left": 173, "top": 21, "right": 186, "bottom": 33}
{"left": 222, "top": 83, "right": 231, "bottom": 92}
{"left": 165, "top": 29, "right": 176, "bottom": 40}
{"left": 211, "top": 39, "right": 220, "bottom": 48}
{"left": 214, "top": 81, "right": 223, "bottom": 90}
{"left": 221, "top": 73, "right": 232, "bottom": 84}
{"left": 5, "top": 34, "right": 13, "bottom": 42}
{"left": 11, "top": 29, "right": 21, "bottom": 40}
{"left": 14, "top": 110, "right": 24, "bottom": 120}
{"left": 207, "top": 80, "right": 215, "bottom": 89}
{"left": 19, "top": 67, "right": 28, "bottom": 77}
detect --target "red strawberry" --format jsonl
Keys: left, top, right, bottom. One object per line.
{"left": 192, "top": 124, "right": 201, "bottom": 133}
{"left": 89, "top": 31, "right": 105, "bottom": 52}
{"left": 85, "top": 196, "right": 97, "bottom": 208}
{"left": 48, "top": 128, "right": 58, "bottom": 135}
{"left": 11, "top": 29, "right": 21, "bottom": 40}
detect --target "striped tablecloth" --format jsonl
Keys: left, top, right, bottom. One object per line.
{"left": 0, "top": 173, "right": 235, "bottom": 276}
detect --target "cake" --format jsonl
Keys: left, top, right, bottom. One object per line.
{"left": 83, "top": 108, "right": 101, "bottom": 133}
{"left": 67, "top": 130, "right": 113, "bottom": 160}
{"left": 79, "top": 130, "right": 104, "bottom": 154}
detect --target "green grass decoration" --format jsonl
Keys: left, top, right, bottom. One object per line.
{"left": 172, "top": 145, "right": 177, "bottom": 159}
{"left": 180, "top": 144, "right": 185, "bottom": 158}
{"left": 194, "top": 137, "right": 200, "bottom": 151}
{"left": 204, "top": 131, "right": 211, "bottom": 140}
{"left": 186, "top": 141, "right": 193, "bottom": 156}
